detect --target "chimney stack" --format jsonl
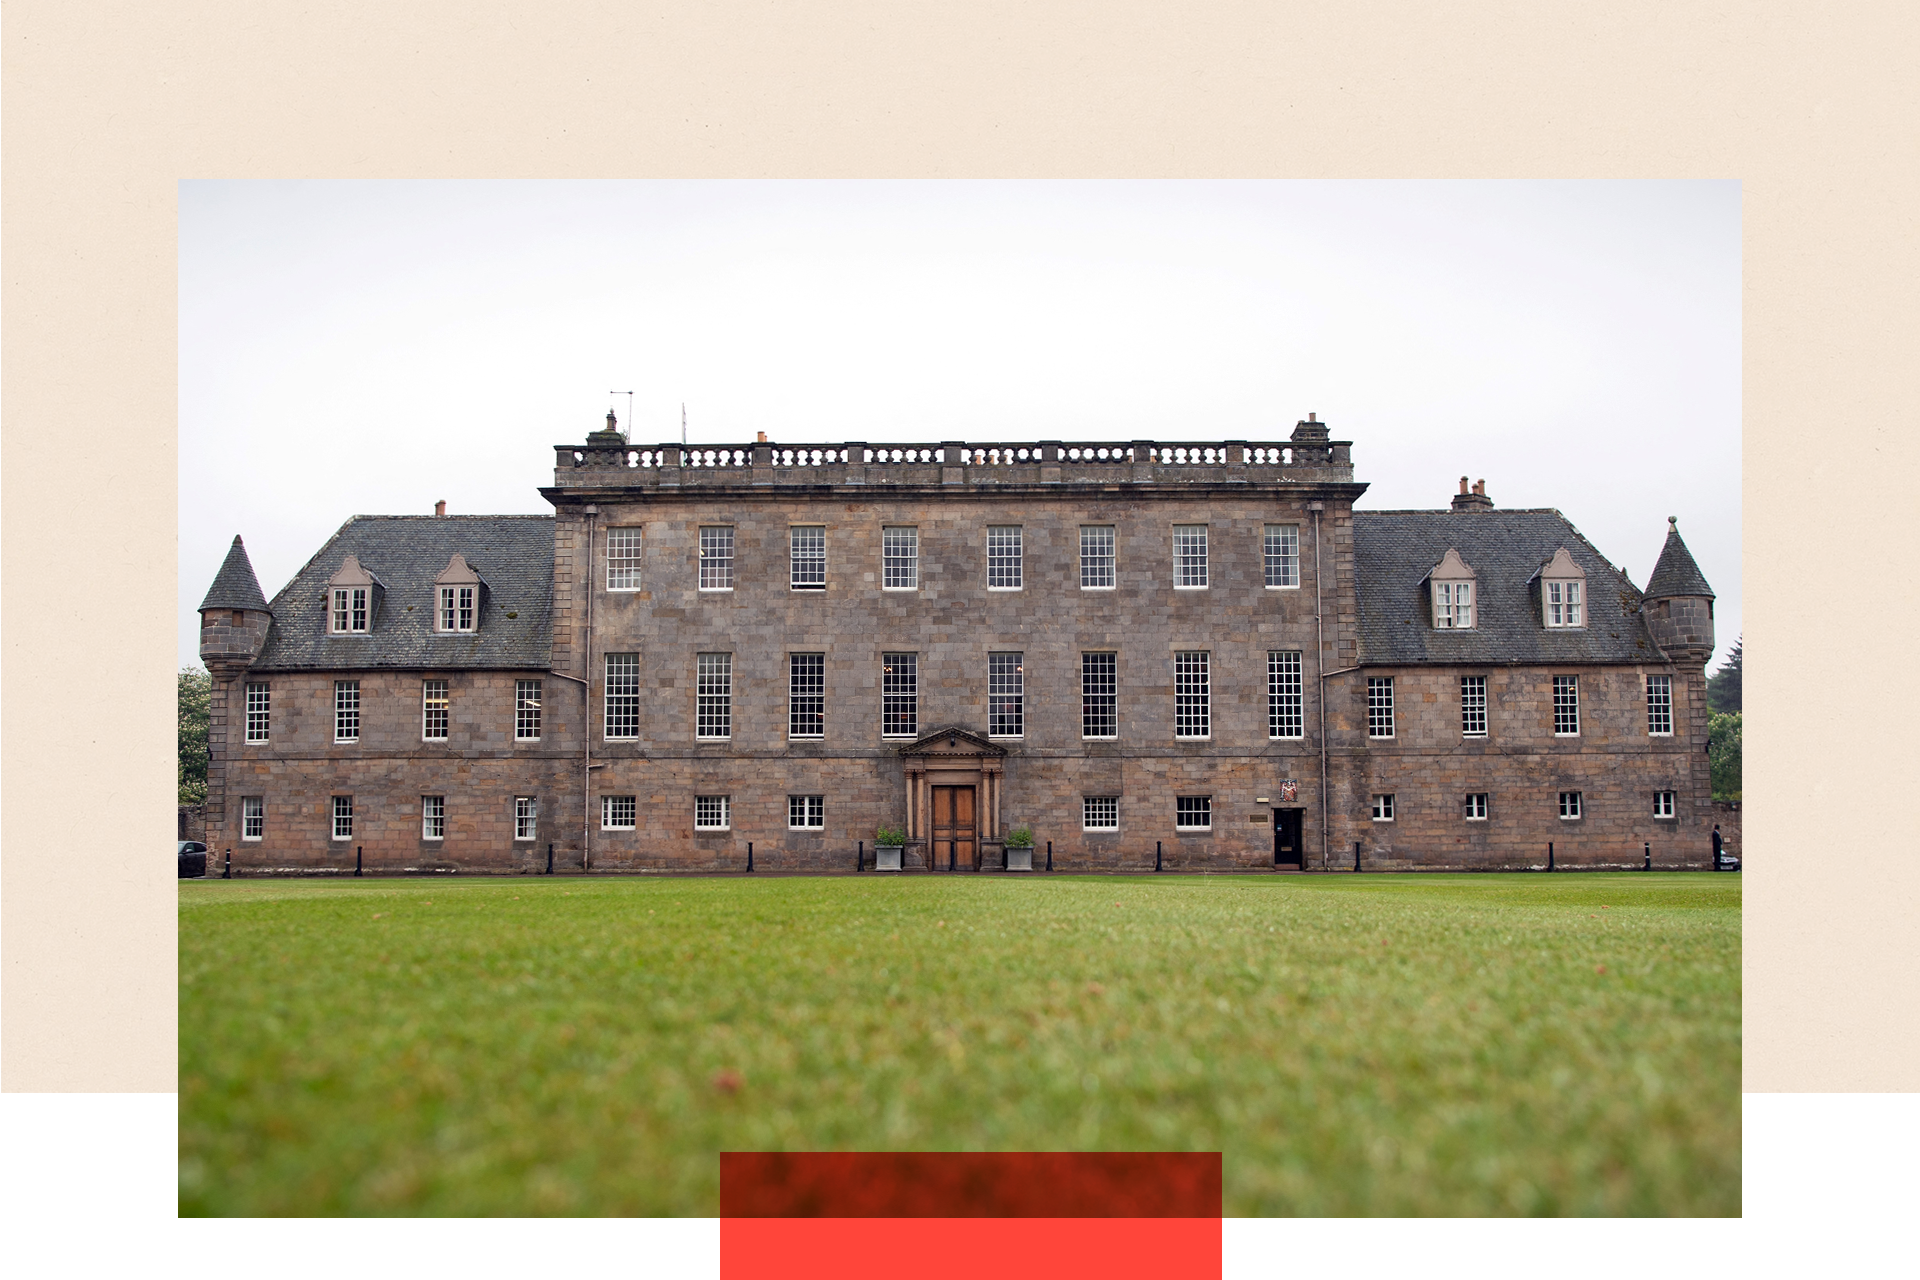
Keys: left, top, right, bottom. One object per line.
{"left": 1451, "top": 477, "right": 1493, "bottom": 512}
{"left": 434, "top": 500, "right": 446, "bottom": 518}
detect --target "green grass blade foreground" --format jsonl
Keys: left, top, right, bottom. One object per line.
{"left": 180, "top": 873, "right": 1739, "bottom": 1215}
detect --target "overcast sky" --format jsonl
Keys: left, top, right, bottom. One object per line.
{"left": 180, "top": 180, "right": 1739, "bottom": 671}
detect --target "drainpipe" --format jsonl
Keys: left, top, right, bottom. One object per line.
{"left": 1312, "top": 503, "right": 1328, "bottom": 871}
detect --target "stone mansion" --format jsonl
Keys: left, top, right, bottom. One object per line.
{"left": 197, "top": 413, "right": 1718, "bottom": 874}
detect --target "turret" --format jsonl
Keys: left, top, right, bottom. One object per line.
{"left": 198, "top": 535, "right": 272, "bottom": 679}
{"left": 1642, "top": 517, "right": 1715, "bottom": 665}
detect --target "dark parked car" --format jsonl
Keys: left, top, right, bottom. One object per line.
{"left": 178, "top": 841, "right": 208, "bottom": 878}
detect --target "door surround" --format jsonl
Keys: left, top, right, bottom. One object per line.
{"left": 899, "top": 726, "right": 1006, "bottom": 871}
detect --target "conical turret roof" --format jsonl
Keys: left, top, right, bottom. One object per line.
{"left": 1643, "top": 519, "right": 1714, "bottom": 600}
{"left": 199, "top": 535, "right": 270, "bottom": 613}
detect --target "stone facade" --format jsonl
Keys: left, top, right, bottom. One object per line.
{"left": 199, "top": 418, "right": 1721, "bottom": 874}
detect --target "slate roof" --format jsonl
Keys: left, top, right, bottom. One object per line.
{"left": 1352, "top": 509, "right": 1663, "bottom": 666}
{"left": 198, "top": 535, "right": 270, "bottom": 613}
{"left": 1643, "top": 522, "right": 1715, "bottom": 600}
{"left": 250, "top": 516, "right": 554, "bottom": 672}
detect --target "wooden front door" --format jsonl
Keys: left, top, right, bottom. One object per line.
{"left": 1275, "top": 808, "right": 1304, "bottom": 868}
{"left": 932, "top": 785, "right": 977, "bottom": 872}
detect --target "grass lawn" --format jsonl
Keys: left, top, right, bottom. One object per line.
{"left": 179, "top": 872, "right": 1739, "bottom": 1216}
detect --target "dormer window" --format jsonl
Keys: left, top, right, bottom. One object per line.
{"left": 433, "top": 554, "right": 488, "bottom": 634}
{"left": 1535, "top": 548, "right": 1587, "bottom": 629}
{"left": 439, "top": 586, "right": 476, "bottom": 632}
{"left": 1427, "top": 549, "right": 1477, "bottom": 630}
{"left": 331, "top": 588, "right": 369, "bottom": 634}
{"left": 326, "top": 554, "right": 383, "bottom": 635}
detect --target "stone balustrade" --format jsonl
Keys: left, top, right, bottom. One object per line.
{"left": 551, "top": 438, "right": 1354, "bottom": 488}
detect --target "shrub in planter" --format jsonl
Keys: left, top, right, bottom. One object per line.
{"left": 874, "top": 825, "right": 906, "bottom": 872}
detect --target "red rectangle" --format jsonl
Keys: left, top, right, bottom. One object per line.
{"left": 721, "top": 1151, "right": 1221, "bottom": 1217}
{"left": 721, "top": 1216, "right": 1222, "bottom": 1280}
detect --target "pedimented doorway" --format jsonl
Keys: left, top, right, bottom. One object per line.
{"left": 899, "top": 727, "right": 1006, "bottom": 872}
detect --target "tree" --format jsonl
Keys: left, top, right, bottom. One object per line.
{"left": 1707, "top": 635, "right": 1742, "bottom": 714}
{"left": 1708, "top": 710, "right": 1741, "bottom": 802}
{"left": 179, "top": 667, "right": 211, "bottom": 805}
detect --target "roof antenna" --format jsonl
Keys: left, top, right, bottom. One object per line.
{"left": 681, "top": 402, "right": 688, "bottom": 446}
{"left": 609, "top": 390, "right": 633, "bottom": 442}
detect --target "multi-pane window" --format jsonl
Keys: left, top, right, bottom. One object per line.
{"left": 1366, "top": 677, "right": 1394, "bottom": 739}
{"left": 788, "top": 795, "right": 825, "bottom": 829}
{"left": 334, "top": 680, "right": 360, "bottom": 742}
{"left": 989, "top": 653, "right": 1024, "bottom": 737}
{"left": 331, "top": 795, "right": 354, "bottom": 840}
{"left": 1082, "top": 652, "right": 1118, "bottom": 739}
{"left": 699, "top": 526, "right": 735, "bottom": 591}
{"left": 422, "top": 795, "right": 445, "bottom": 840}
{"left": 1653, "top": 790, "right": 1676, "bottom": 819}
{"left": 1173, "top": 525, "right": 1208, "bottom": 588}
{"left": 1267, "top": 650, "right": 1303, "bottom": 739}
{"left": 516, "top": 680, "right": 542, "bottom": 740}
{"left": 883, "top": 526, "right": 919, "bottom": 590}
{"left": 695, "top": 795, "right": 731, "bottom": 830}
{"left": 697, "top": 653, "right": 733, "bottom": 739}
{"left": 245, "top": 682, "right": 271, "bottom": 742}
{"left": 1461, "top": 675, "right": 1488, "bottom": 737}
{"left": 241, "top": 796, "right": 264, "bottom": 840}
{"left": 607, "top": 527, "right": 644, "bottom": 590}
{"left": 1465, "top": 793, "right": 1488, "bottom": 820}
{"left": 438, "top": 585, "right": 476, "bottom": 632}
{"left": 422, "top": 679, "right": 449, "bottom": 740}
{"left": 1175, "top": 795, "right": 1212, "bottom": 830}
{"left": 791, "top": 526, "right": 826, "bottom": 590}
{"left": 1558, "top": 790, "right": 1583, "bottom": 819}
{"left": 1371, "top": 794, "right": 1395, "bottom": 821}
{"left": 789, "top": 653, "right": 825, "bottom": 738}
{"left": 987, "top": 526, "right": 1023, "bottom": 589}
{"left": 602, "top": 794, "right": 636, "bottom": 830}
{"left": 1080, "top": 525, "right": 1116, "bottom": 589}
{"left": 1435, "top": 581, "right": 1473, "bottom": 629}
{"left": 1174, "top": 651, "right": 1211, "bottom": 738}
{"left": 605, "top": 653, "right": 640, "bottom": 739}
{"left": 1553, "top": 675, "right": 1580, "bottom": 735}
{"left": 1263, "top": 524, "right": 1300, "bottom": 588}
{"left": 1084, "top": 796, "right": 1119, "bottom": 831}
{"left": 882, "top": 653, "right": 918, "bottom": 738}
{"left": 515, "top": 795, "right": 537, "bottom": 840}
{"left": 1646, "top": 674, "right": 1673, "bottom": 735}
{"left": 1545, "top": 580, "right": 1583, "bottom": 627}
{"left": 331, "top": 587, "right": 369, "bottom": 634}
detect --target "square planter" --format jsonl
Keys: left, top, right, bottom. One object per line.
{"left": 875, "top": 845, "right": 904, "bottom": 872}
{"left": 1006, "top": 847, "right": 1033, "bottom": 871}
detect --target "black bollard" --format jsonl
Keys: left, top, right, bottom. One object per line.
{"left": 1547, "top": 841, "right": 1554, "bottom": 872}
{"left": 747, "top": 842, "right": 754, "bottom": 873}
{"left": 546, "top": 842, "right": 554, "bottom": 875}
{"left": 223, "top": 848, "right": 231, "bottom": 880}
{"left": 1644, "top": 841, "right": 1651, "bottom": 871}
{"left": 356, "top": 845, "right": 363, "bottom": 877}
{"left": 1155, "top": 841, "right": 1163, "bottom": 873}
{"left": 1046, "top": 840, "right": 1052, "bottom": 871}
{"left": 857, "top": 841, "right": 864, "bottom": 872}
{"left": 1354, "top": 840, "right": 1361, "bottom": 873}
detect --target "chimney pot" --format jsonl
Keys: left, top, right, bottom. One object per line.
{"left": 1308, "top": 412, "right": 1317, "bottom": 422}
{"left": 1459, "top": 476, "right": 1470, "bottom": 494}
{"left": 434, "top": 500, "right": 446, "bottom": 517}
{"left": 1473, "top": 479, "right": 1484, "bottom": 495}
{"left": 757, "top": 431, "right": 767, "bottom": 443}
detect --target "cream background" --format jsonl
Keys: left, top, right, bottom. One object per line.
{"left": 2, "top": 2, "right": 1911, "bottom": 1093}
